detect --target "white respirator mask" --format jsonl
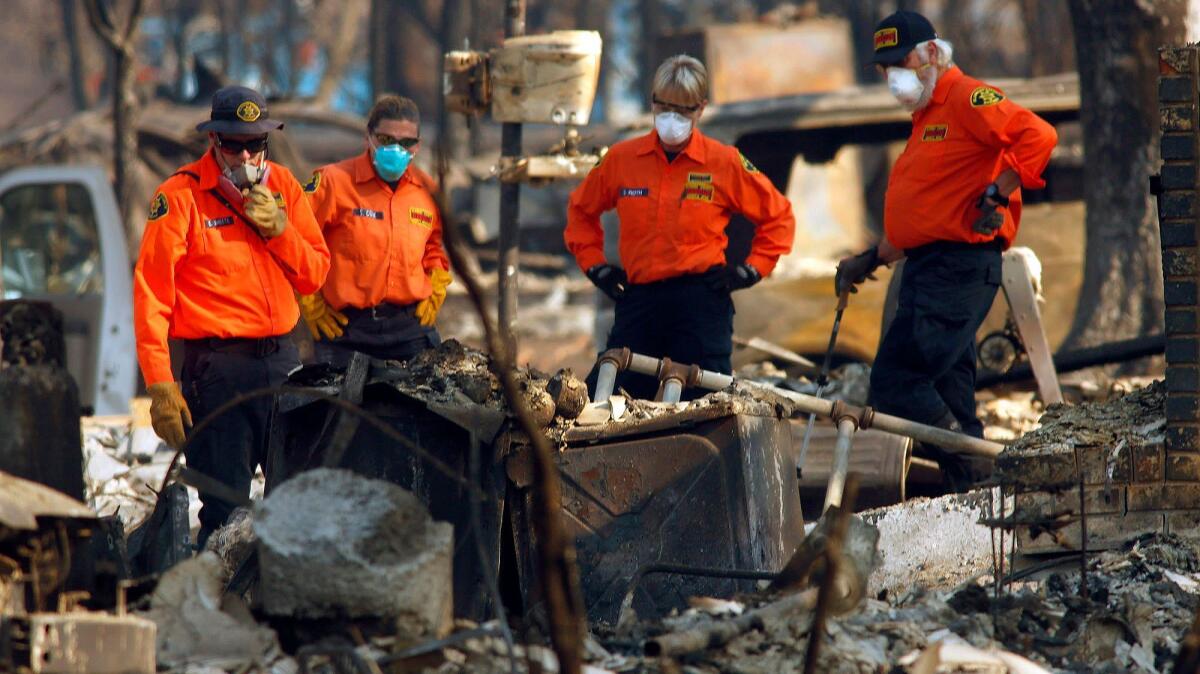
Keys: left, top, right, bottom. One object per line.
{"left": 654, "top": 112, "right": 693, "bottom": 146}
{"left": 887, "top": 67, "right": 926, "bottom": 110}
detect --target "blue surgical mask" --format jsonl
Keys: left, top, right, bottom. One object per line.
{"left": 372, "top": 144, "right": 412, "bottom": 181}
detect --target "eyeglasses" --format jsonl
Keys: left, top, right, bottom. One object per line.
{"left": 651, "top": 97, "right": 701, "bottom": 116}
{"left": 372, "top": 134, "right": 420, "bottom": 149}
{"left": 215, "top": 135, "right": 269, "bottom": 154}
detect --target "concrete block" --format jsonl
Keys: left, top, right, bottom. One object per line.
{"left": 1168, "top": 425, "right": 1200, "bottom": 453}
{"left": 1166, "top": 280, "right": 1199, "bottom": 306}
{"left": 1129, "top": 482, "right": 1200, "bottom": 510}
{"left": 1165, "top": 249, "right": 1200, "bottom": 277}
{"left": 1133, "top": 441, "right": 1165, "bottom": 483}
{"left": 1163, "top": 134, "right": 1196, "bottom": 161}
{"left": 994, "top": 443, "right": 1076, "bottom": 489}
{"left": 1167, "top": 393, "right": 1200, "bottom": 420}
{"left": 1166, "top": 510, "right": 1200, "bottom": 539}
{"left": 255, "top": 468, "right": 453, "bottom": 635}
{"left": 1169, "top": 367, "right": 1200, "bottom": 394}
{"left": 1078, "top": 443, "right": 1132, "bottom": 485}
{"left": 1013, "top": 484, "right": 1125, "bottom": 517}
{"left": 1161, "top": 192, "right": 1198, "bottom": 219}
{"left": 1167, "top": 309, "right": 1199, "bottom": 335}
{"left": 1167, "top": 453, "right": 1200, "bottom": 481}
{"left": 1162, "top": 105, "right": 1196, "bottom": 132}
{"left": 1161, "top": 76, "right": 1195, "bottom": 103}
{"left": 1162, "top": 222, "right": 1199, "bottom": 247}
{"left": 1169, "top": 338, "right": 1200, "bottom": 364}
{"left": 1161, "top": 47, "right": 1198, "bottom": 75}
{"left": 1161, "top": 163, "right": 1199, "bottom": 190}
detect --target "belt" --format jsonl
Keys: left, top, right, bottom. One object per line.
{"left": 182, "top": 336, "right": 283, "bottom": 357}
{"left": 629, "top": 265, "right": 725, "bottom": 290}
{"left": 906, "top": 238, "right": 1005, "bottom": 258}
{"left": 341, "top": 302, "right": 418, "bottom": 320}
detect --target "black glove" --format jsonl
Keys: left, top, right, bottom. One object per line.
{"left": 586, "top": 264, "right": 627, "bottom": 301}
{"left": 724, "top": 263, "right": 761, "bottom": 291}
{"left": 973, "top": 184, "right": 1007, "bottom": 235}
{"left": 834, "top": 247, "right": 880, "bottom": 296}
{"left": 972, "top": 206, "right": 1004, "bottom": 235}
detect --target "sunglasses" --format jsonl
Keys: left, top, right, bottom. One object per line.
{"left": 651, "top": 97, "right": 701, "bottom": 115}
{"left": 215, "top": 135, "right": 269, "bottom": 154}
{"left": 373, "top": 134, "right": 420, "bottom": 149}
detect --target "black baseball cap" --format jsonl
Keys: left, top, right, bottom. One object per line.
{"left": 870, "top": 10, "right": 937, "bottom": 65}
{"left": 195, "top": 86, "right": 284, "bottom": 135}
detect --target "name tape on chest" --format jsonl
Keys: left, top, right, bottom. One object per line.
{"left": 970, "top": 86, "right": 1005, "bottom": 107}
{"left": 922, "top": 124, "right": 948, "bottom": 142}
{"left": 620, "top": 187, "right": 649, "bottom": 198}
{"left": 204, "top": 216, "right": 234, "bottom": 229}
{"left": 353, "top": 207, "right": 384, "bottom": 220}
{"left": 409, "top": 207, "right": 435, "bottom": 228}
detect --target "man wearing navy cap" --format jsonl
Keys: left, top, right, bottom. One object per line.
{"left": 134, "top": 85, "right": 330, "bottom": 545}
{"left": 836, "top": 11, "right": 1057, "bottom": 490}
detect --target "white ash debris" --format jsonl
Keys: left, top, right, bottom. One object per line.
{"left": 600, "top": 533, "right": 1200, "bottom": 673}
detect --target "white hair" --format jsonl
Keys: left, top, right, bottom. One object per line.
{"left": 917, "top": 38, "right": 955, "bottom": 67}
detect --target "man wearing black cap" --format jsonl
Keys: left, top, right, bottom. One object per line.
{"left": 835, "top": 11, "right": 1057, "bottom": 490}
{"left": 134, "top": 85, "right": 330, "bottom": 546}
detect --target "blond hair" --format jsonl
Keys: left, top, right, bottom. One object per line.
{"left": 652, "top": 55, "right": 708, "bottom": 105}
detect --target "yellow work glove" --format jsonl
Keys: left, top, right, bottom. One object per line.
{"left": 147, "top": 382, "right": 192, "bottom": 450}
{"left": 415, "top": 267, "right": 452, "bottom": 327}
{"left": 299, "top": 293, "right": 348, "bottom": 340}
{"left": 242, "top": 184, "right": 287, "bottom": 238}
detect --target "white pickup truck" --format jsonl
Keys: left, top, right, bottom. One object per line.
{"left": 0, "top": 165, "right": 137, "bottom": 415}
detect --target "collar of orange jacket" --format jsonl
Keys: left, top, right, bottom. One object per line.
{"left": 633, "top": 127, "right": 709, "bottom": 164}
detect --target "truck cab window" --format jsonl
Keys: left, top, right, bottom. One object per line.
{"left": 1, "top": 183, "right": 103, "bottom": 298}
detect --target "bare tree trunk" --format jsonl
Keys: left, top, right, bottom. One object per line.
{"left": 1063, "top": 0, "right": 1187, "bottom": 351}
{"left": 83, "top": 0, "right": 145, "bottom": 240}
{"left": 369, "top": 0, "right": 389, "bottom": 101}
{"left": 60, "top": 0, "right": 91, "bottom": 110}
{"left": 1018, "top": 0, "right": 1076, "bottom": 76}
{"left": 314, "top": 0, "right": 368, "bottom": 105}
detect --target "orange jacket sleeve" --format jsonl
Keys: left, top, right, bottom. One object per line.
{"left": 266, "top": 177, "right": 331, "bottom": 295}
{"left": 957, "top": 88, "right": 1058, "bottom": 190}
{"left": 423, "top": 208, "right": 449, "bottom": 272}
{"left": 133, "top": 189, "right": 189, "bottom": 386}
{"left": 305, "top": 169, "right": 336, "bottom": 232}
{"left": 564, "top": 154, "right": 616, "bottom": 272}
{"left": 726, "top": 151, "right": 796, "bottom": 277}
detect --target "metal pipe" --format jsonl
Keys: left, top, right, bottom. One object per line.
{"left": 976, "top": 333, "right": 1165, "bottom": 389}
{"left": 822, "top": 417, "right": 857, "bottom": 512}
{"left": 660, "top": 378, "right": 683, "bottom": 403}
{"left": 593, "top": 360, "right": 618, "bottom": 402}
{"left": 618, "top": 351, "right": 1003, "bottom": 458}
{"left": 497, "top": 0, "right": 526, "bottom": 354}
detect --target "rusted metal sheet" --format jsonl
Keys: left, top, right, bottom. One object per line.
{"left": 511, "top": 411, "right": 804, "bottom": 623}
{"left": 0, "top": 471, "right": 94, "bottom": 532}
{"left": 5, "top": 612, "right": 156, "bottom": 674}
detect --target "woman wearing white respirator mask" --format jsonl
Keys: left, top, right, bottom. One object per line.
{"left": 565, "top": 55, "right": 796, "bottom": 401}
{"left": 836, "top": 10, "right": 1057, "bottom": 492}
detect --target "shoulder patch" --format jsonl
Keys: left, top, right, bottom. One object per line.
{"left": 148, "top": 193, "right": 168, "bottom": 221}
{"left": 303, "top": 171, "right": 322, "bottom": 193}
{"left": 969, "top": 86, "right": 1005, "bottom": 107}
{"left": 738, "top": 152, "right": 758, "bottom": 173}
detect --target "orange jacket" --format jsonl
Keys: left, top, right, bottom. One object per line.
{"left": 884, "top": 67, "right": 1058, "bottom": 250}
{"left": 134, "top": 151, "right": 331, "bottom": 386}
{"left": 565, "top": 130, "right": 795, "bottom": 284}
{"left": 305, "top": 153, "right": 449, "bottom": 311}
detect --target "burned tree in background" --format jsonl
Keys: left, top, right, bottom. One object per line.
{"left": 1063, "top": 0, "right": 1186, "bottom": 351}
{"left": 83, "top": 0, "right": 144, "bottom": 236}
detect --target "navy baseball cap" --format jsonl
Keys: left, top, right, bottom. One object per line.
{"left": 195, "top": 86, "right": 284, "bottom": 134}
{"left": 871, "top": 10, "right": 937, "bottom": 65}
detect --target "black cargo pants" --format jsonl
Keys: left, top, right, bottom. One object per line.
{"left": 868, "top": 241, "right": 1002, "bottom": 487}
{"left": 587, "top": 268, "right": 734, "bottom": 401}
{"left": 181, "top": 336, "right": 298, "bottom": 548}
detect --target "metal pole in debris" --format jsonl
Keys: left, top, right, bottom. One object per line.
{"left": 497, "top": 0, "right": 525, "bottom": 354}
{"left": 822, "top": 417, "right": 858, "bottom": 512}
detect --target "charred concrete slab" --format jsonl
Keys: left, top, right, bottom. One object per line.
{"left": 255, "top": 468, "right": 453, "bottom": 635}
